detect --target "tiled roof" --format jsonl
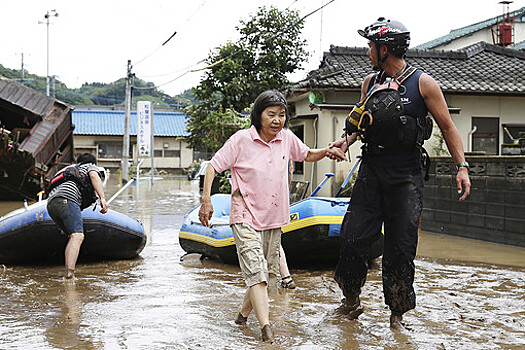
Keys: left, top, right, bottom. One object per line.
{"left": 414, "top": 7, "right": 525, "bottom": 50}
{"left": 511, "top": 40, "right": 525, "bottom": 50}
{"left": 72, "top": 110, "right": 189, "bottom": 136}
{"left": 286, "top": 42, "right": 525, "bottom": 95}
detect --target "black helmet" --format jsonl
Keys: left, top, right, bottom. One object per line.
{"left": 358, "top": 17, "right": 410, "bottom": 57}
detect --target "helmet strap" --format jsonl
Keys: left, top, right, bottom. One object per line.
{"left": 375, "top": 42, "right": 391, "bottom": 71}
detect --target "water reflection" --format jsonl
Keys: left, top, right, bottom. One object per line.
{"left": 1, "top": 176, "right": 524, "bottom": 349}
{"left": 45, "top": 279, "right": 102, "bottom": 349}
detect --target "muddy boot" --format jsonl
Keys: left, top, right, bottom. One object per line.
{"left": 261, "top": 324, "right": 273, "bottom": 342}
{"left": 390, "top": 312, "right": 404, "bottom": 330}
{"left": 234, "top": 312, "right": 248, "bottom": 325}
{"left": 335, "top": 295, "right": 364, "bottom": 319}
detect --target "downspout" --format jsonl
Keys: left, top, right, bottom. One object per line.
{"left": 468, "top": 126, "right": 477, "bottom": 152}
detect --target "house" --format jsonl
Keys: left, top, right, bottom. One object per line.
{"left": 0, "top": 76, "right": 74, "bottom": 200}
{"left": 285, "top": 42, "right": 525, "bottom": 196}
{"left": 72, "top": 108, "right": 194, "bottom": 174}
{"left": 415, "top": 6, "right": 525, "bottom": 50}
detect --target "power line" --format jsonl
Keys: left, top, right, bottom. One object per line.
{"left": 286, "top": 0, "right": 300, "bottom": 10}
{"left": 135, "top": 0, "right": 337, "bottom": 91}
{"left": 133, "top": 0, "right": 209, "bottom": 67}
{"left": 133, "top": 30, "right": 178, "bottom": 66}
{"left": 187, "top": 0, "right": 336, "bottom": 74}
{"left": 137, "top": 60, "right": 206, "bottom": 79}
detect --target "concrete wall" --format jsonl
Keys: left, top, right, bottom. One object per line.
{"left": 422, "top": 156, "right": 525, "bottom": 247}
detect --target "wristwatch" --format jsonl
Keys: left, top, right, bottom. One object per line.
{"left": 456, "top": 161, "right": 470, "bottom": 170}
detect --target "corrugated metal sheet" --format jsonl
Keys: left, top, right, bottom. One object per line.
{"left": 72, "top": 110, "right": 189, "bottom": 136}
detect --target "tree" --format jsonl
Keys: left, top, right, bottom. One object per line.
{"left": 184, "top": 6, "right": 308, "bottom": 151}
{"left": 0, "top": 63, "right": 192, "bottom": 108}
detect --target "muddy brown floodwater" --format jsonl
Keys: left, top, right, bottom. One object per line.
{"left": 1, "top": 176, "right": 524, "bottom": 349}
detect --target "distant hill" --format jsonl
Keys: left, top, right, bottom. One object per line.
{"left": 0, "top": 63, "right": 195, "bottom": 110}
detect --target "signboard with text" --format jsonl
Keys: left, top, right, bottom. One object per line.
{"left": 137, "top": 101, "right": 152, "bottom": 157}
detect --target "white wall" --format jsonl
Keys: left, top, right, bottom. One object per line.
{"left": 289, "top": 90, "right": 363, "bottom": 196}
{"left": 290, "top": 90, "right": 525, "bottom": 196}
{"left": 73, "top": 134, "right": 193, "bottom": 172}
{"left": 434, "top": 23, "right": 525, "bottom": 50}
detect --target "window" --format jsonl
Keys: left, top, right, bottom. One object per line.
{"left": 502, "top": 124, "right": 525, "bottom": 144}
{"left": 472, "top": 117, "right": 499, "bottom": 155}
{"left": 164, "top": 150, "right": 181, "bottom": 158}
{"left": 98, "top": 143, "right": 130, "bottom": 159}
{"left": 154, "top": 150, "right": 163, "bottom": 157}
{"left": 290, "top": 125, "right": 305, "bottom": 174}
{"left": 193, "top": 147, "right": 213, "bottom": 161}
{"left": 501, "top": 123, "right": 525, "bottom": 155}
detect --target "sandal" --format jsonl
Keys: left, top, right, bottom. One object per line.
{"left": 280, "top": 275, "right": 296, "bottom": 289}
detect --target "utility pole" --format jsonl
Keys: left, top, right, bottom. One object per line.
{"left": 21, "top": 53, "right": 25, "bottom": 82}
{"left": 122, "top": 60, "right": 133, "bottom": 183}
{"left": 41, "top": 10, "right": 59, "bottom": 97}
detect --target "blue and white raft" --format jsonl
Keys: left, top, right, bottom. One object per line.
{"left": 179, "top": 193, "right": 383, "bottom": 267}
{"left": 0, "top": 200, "right": 146, "bottom": 264}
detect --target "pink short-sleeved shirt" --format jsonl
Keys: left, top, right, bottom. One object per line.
{"left": 210, "top": 125, "right": 310, "bottom": 231}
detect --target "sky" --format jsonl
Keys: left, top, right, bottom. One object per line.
{"left": 1, "top": 0, "right": 523, "bottom": 97}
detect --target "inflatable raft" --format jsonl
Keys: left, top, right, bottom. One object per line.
{"left": 179, "top": 194, "right": 383, "bottom": 267}
{"left": 0, "top": 200, "right": 147, "bottom": 264}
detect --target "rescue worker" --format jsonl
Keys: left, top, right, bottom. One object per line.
{"left": 329, "top": 18, "right": 471, "bottom": 329}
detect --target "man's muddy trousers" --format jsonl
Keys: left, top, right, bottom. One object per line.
{"left": 334, "top": 159, "right": 424, "bottom": 315}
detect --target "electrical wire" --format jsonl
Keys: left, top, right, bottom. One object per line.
{"left": 139, "top": 60, "right": 206, "bottom": 78}
{"left": 133, "top": 0, "right": 209, "bottom": 67}
{"left": 133, "top": 30, "right": 178, "bottom": 67}
{"left": 195, "top": 0, "right": 336, "bottom": 73}
{"left": 286, "top": 0, "right": 300, "bottom": 10}
{"left": 138, "top": 0, "right": 336, "bottom": 90}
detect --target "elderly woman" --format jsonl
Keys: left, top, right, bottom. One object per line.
{"left": 199, "top": 90, "right": 345, "bottom": 342}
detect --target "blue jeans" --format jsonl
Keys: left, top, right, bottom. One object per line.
{"left": 47, "top": 197, "right": 84, "bottom": 236}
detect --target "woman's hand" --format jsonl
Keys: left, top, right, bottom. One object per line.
{"left": 328, "top": 138, "right": 349, "bottom": 153}
{"left": 326, "top": 146, "right": 347, "bottom": 162}
{"left": 199, "top": 199, "right": 214, "bottom": 227}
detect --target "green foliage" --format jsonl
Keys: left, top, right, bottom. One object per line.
{"left": 0, "top": 63, "right": 196, "bottom": 109}
{"left": 184, "top": 6, "right": 307, "bottom": 151}
{"left": 219, "top": 169, "right": 232, "bottom": 194}
{"left": 184, "top": 105, "right": 249, "bottom": 151}
{"left": 0, "top": 64, "right": 49, "bottom": 97}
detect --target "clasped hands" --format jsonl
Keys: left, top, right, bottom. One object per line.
{"left": 326, "top": 139, "right": 348, "bottom": 162}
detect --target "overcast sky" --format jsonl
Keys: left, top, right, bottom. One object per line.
{"left": 1, "top": 0, "right": 523, "bottom": 97}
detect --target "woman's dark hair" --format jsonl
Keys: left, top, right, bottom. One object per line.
{"left": 76, "top": 152, "right": 97, "bottom": 165}
{"left": 250, "top": 90, "right": 289, "bottom": 131}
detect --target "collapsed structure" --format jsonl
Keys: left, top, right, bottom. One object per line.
{"left": 0, "top": 76, "right": 74, "bottom": 200}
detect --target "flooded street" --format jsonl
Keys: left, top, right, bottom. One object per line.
{"left": 1, "top": 176, "right": 524, "bottom": 349}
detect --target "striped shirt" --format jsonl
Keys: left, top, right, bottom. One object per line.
{"left": 48, "top": 163, "right": 99, "bottom": 207}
